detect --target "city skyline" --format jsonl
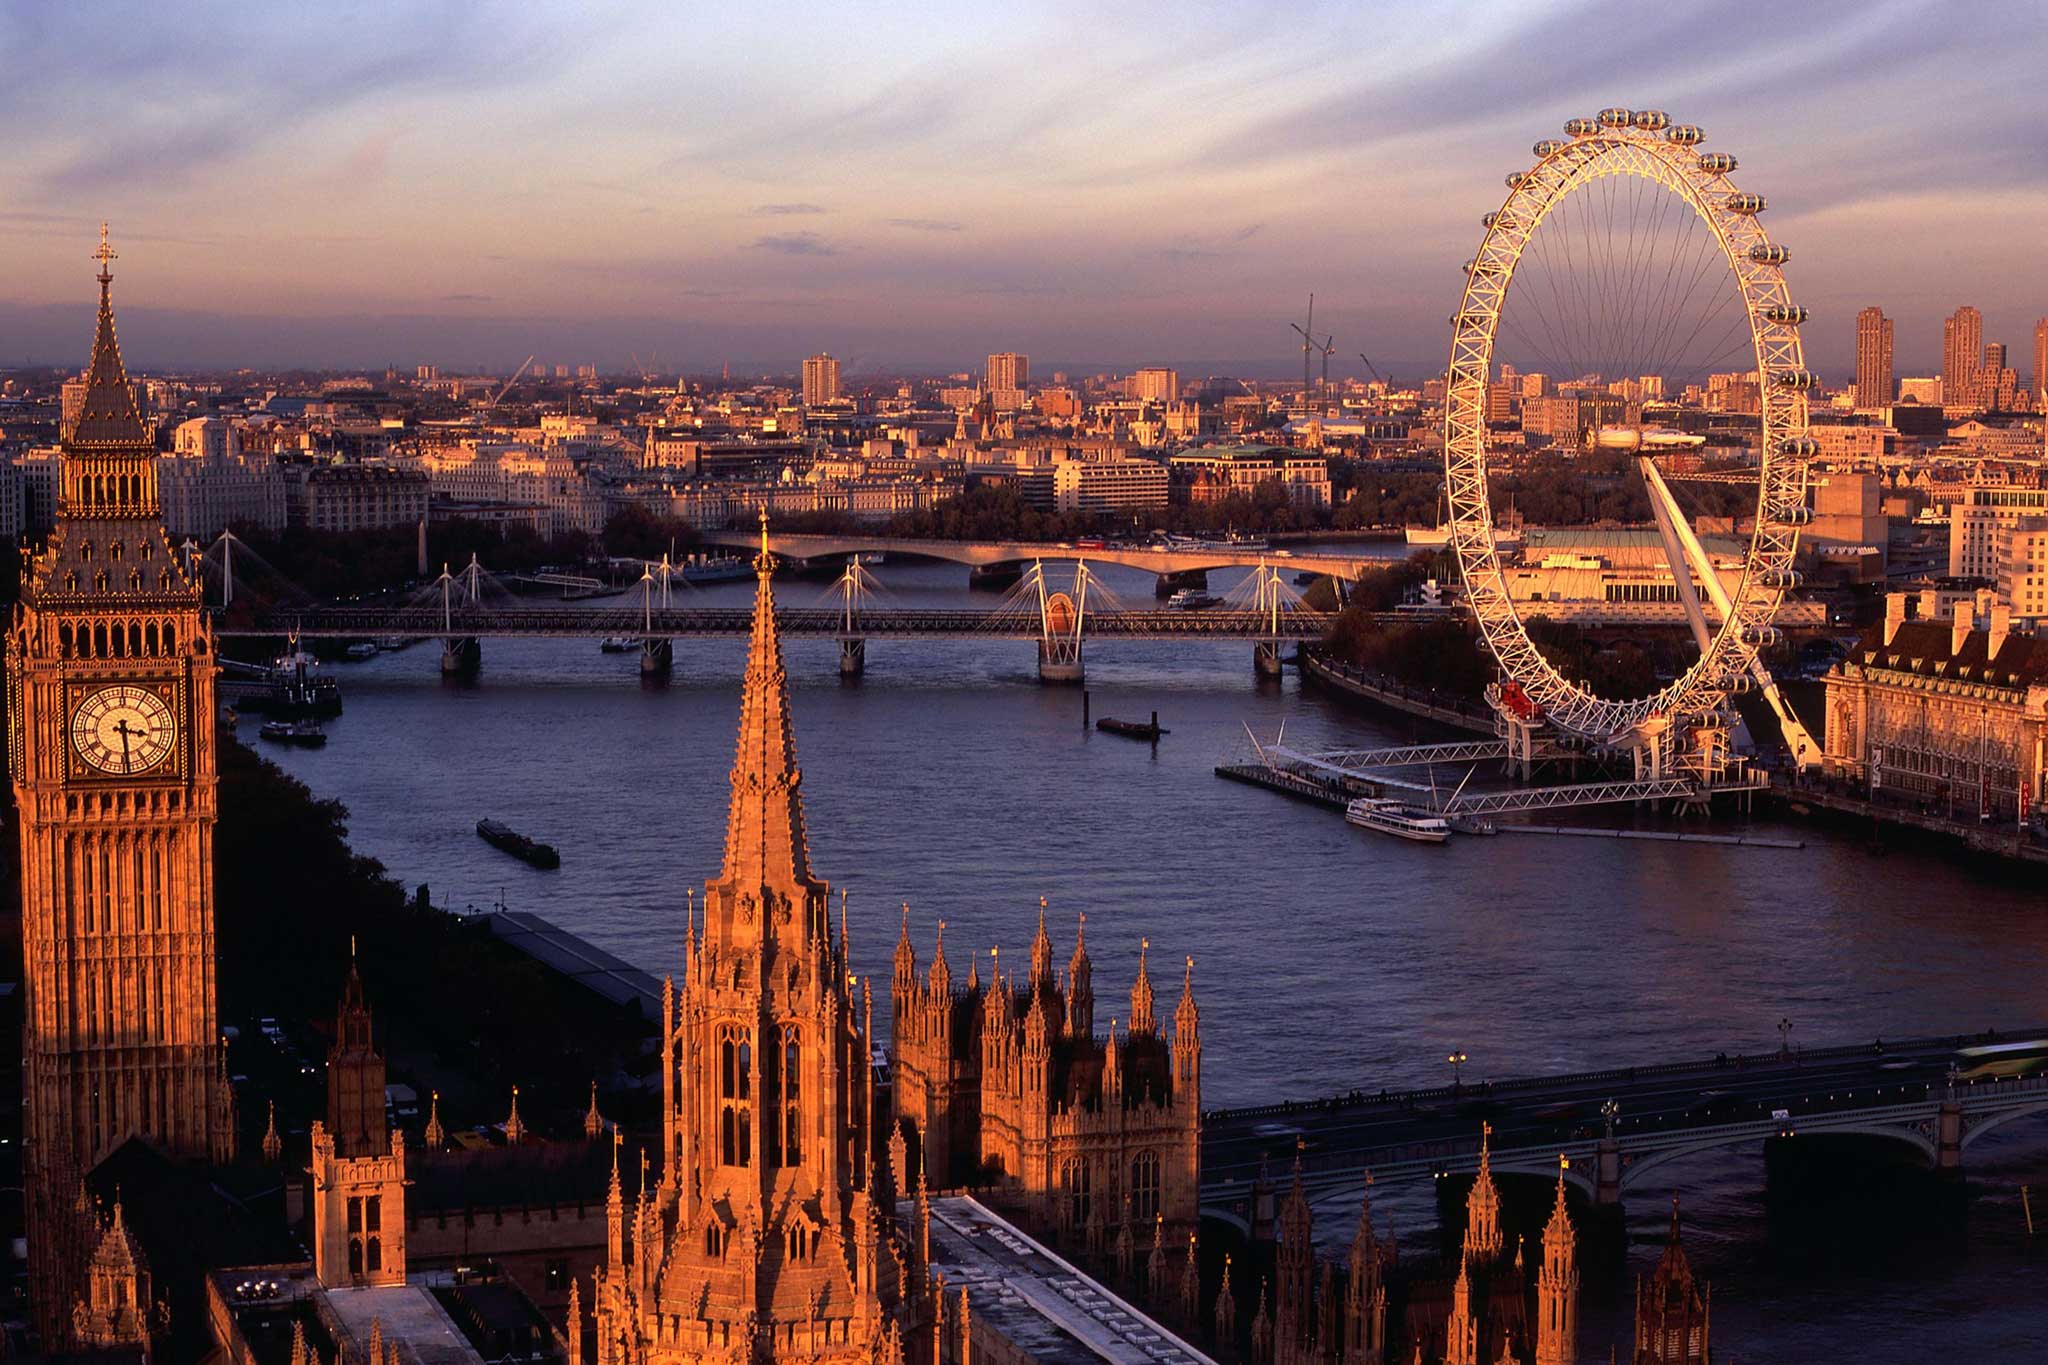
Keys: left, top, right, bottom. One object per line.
{"left": 3, "top": 1, "right": 2045, "bottom": 376}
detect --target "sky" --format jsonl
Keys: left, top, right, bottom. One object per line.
{"left": 2, "top": 0, "right": 2044, "bottom": 380}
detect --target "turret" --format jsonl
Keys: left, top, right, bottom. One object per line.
{"left": 1462, "top": 1123, "right": 1502, "bottom": 1263}
{"left": 1030, "top": 897, "right": 1054, "bottom": 988}
{"left": 1445, "top": 1254, "right": 1478, "bottom": 1365}
{"left": 1346, "top": 1173, "right": 1387, "bottom": 1363}
{"left": 1173, "top": 956, "right": 1201, "bottom": 1108}
{"left": 1275, "top": 1150, "right": 1315, "bottom": 1359}
{"left": 1130, "top": 937, "right": 1156, "bottom": 1036}
{"left": 1534, "top": 1161, "right": 1579, "bottom": 1365}
{"left": 327, "top": 949, "right": 387, "bottom": 1159}
{"left": 1633, "top": 1198, "right": 1709, "bottom": 1364}
{"left": 893, "top": 903, "right": 917, "bottom": 1004}
{"left": 605, "top": 1132, "right": 624, "bottom": 1269}
{"left": 1067, "top": 914, "right": 1093, "bottom": 1038}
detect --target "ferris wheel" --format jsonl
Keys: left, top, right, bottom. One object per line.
{"left": 1442, "top": 107, "right": 1818, "bottom": 767}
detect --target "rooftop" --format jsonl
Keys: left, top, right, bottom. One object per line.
{"left": 924, "top": 1196, "right": 1213, "bottom": 1364}
{"left": 325, "top": 1282, "right": 485, "bottom": 1365}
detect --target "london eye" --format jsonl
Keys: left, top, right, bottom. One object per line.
{"left": 1442, "top": 108, "right": 1818, "bottom": 772}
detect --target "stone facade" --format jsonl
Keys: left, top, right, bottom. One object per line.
{"left": 590, "top": 519, "right": 931, "bottom": 1362}
{"left": 8, "top": 239, "right": 236, "bottom": 1344}
{"left": 1822, "top": 595, "right": 2048, "bottom": 821}
{"left": 889, "top": 911, "right": 1202, "bottom": 1266}
{"left": 308, "top": 959, "right": 408, "bottom": 1288}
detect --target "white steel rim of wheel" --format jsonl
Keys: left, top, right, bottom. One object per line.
{"left": 1443, "top": 112, "right": 1812, "bottom": 747}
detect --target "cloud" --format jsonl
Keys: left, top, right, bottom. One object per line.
{"left": 751, "top": 202, "right": 826, "bottom": 216}
{"left": 441, "top": 293, "right": 492, "bottom": 303}
{"left": 886, "top": 217, "right": 965, "bottom": 233}
{"left": 751, "top": 232, "right": 838, "bottom": 257}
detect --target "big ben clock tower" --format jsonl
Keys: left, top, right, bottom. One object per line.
{"left": 7, "top": 230, "right": 234, "bottom": 1342}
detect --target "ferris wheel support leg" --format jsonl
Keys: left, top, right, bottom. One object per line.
{"left": 1642, "top": 458, "right": 1822, "bottom": 771}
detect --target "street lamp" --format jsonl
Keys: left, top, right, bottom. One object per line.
{"left": 1447, "top": 1050, "right": 1468, "bottom": 1091}
{"left": 1778, "top": 1017, "right": 1793, "bottom": 1061}
{"left": 1600, "top": 1098, "right": 1620, "bottom": 1140}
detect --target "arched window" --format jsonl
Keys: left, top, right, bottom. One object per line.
{"left": 782, "top": 1029, "right": 803, "bottom": 1166}
{"left": 1062, "top": 1157, "right": 1092, "bottom": 1232}
{"left": 718, "top": 1024, "right": 752, "bottom": 1167}
{"left": 1131, "top": 1150, "right": 1161, "bottom": 1224}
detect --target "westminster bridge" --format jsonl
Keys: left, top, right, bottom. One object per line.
{"left": 1197, "top": 1027, "right": 2048, "bottom": 1233}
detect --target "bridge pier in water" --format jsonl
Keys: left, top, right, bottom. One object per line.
{"left": 640, "top": 638, "right": 673, "bottom": 677}
{"left": 1037, "top": 639, "right": 1083, "bottom": 684}
{"left": 1936, "top": 1100, "right": 1964, "bottom": 1176}
{"left": 1254, "top": 640, "right": 1284, "bottom": 678}
{"left": 839, "top": 638, "right": 865, "bottom": 677}
{"left": 440, "top": 637, "right": 481, "bottom": 677}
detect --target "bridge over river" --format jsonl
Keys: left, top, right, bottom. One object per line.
{"left": 697, "top": 529, "right": 1387, "bottom": 582}
{"left": 1199, "top": 1027, "right": 2048, "bottom": 1232}
{"left": 209, "top": 549, "right": 1342, "bottom": 683}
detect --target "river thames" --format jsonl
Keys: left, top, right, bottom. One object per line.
{"left": 252, "top": 554, "right": 2048, "bottom": 1360}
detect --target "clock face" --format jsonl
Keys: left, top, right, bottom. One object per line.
{"left": 70, "top": 685, "right": 177, "bottom": 776}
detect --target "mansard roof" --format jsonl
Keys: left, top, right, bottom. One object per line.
{"left": 1853, "top": 619, "right": 2048, "bottom": 688}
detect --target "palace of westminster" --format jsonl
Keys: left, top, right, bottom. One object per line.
{"left": 2, "top": 242, "right": 1717, "bottom": 1362}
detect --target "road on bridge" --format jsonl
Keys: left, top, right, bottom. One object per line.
{"left": 1201, "top": 1027, "right": 2041, "bottom": 1200}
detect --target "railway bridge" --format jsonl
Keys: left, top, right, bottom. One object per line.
{"left": 210, "top": 555, "right": 1337, "bottom": 684}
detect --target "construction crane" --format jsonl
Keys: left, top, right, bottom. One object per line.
{"left": 491, "top": 354, "right": 535, "bottom": 408}
{"left": 1357, "top": 352, "right": 1388, "bottom": 387}
{"left": 1290, "top": 295, "right": 1316, "bottom": 408}
{"left": 1317, "top": 334, "right": 1337, "bottom": 409}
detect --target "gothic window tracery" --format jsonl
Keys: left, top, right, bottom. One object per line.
{"left": 1062, "top": 1157, "right": 1092, "bottom": 1232}
{"left": 1131, "top": 1150, "right": 1161, "bottom": 1223}
{"left": 719, "top": 1024, "right": 753, "bottom": 1166}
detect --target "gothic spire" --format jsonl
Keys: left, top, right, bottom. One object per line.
{"left": 1030, "top": 897, "right": 1054, "bottom": 986}
{"left": 1130, "top": 937, "right": 1155, "bottom": 1035}
{"left": 1462, "top": 1121, "right": 1503, "bottom": 1262}
{"left": 709, "top": 509, "right": 822, "bottom": 918}
{"left": 68, "top": 224, "right": 151, "bottom": 452}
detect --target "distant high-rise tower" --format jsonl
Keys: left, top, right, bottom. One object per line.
{"left": 8, "top": 230, "right": 235, "bottom": 1344}
{"left": 986, "top": 351, "right": 1029, "bottom": 393}
{"left": 1943, "top": 305, "right": 1983, "bottom": 408}
{"left": 2034, "top": 317, "right": 2047, "bottom": 406}
{"left": 801, "top": 353, "right": 841, "bottom": 406}
{"left": 1854, "top": 307, "right": 1893, "bottom": 409}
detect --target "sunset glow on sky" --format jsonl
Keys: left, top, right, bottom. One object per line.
{"left": 4, "top": 0, "right": 2043, "bottom": 376}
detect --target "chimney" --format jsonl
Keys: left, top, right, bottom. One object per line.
{"left": 1952, "top": 599, "right": 1975, "bottom": 657}
{"left": 1884, "top": 592, "right": 1907, "bottom": 645}
{"left": 1988, "top": 602, "right": 2012, "bottom": 661}
{"left": 1918, "top": 587, "right": 1939, "bottom": 622}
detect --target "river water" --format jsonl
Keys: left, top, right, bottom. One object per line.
{"left": 250, "top": 552, "right": 2047, "bottom": 1361}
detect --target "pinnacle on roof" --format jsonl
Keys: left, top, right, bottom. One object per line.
{"left": 69, "top": 224, "right": 150, "bottom": 452}
{"left": 1130, "top": 936, "right": 1156, "bottom": 1034}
